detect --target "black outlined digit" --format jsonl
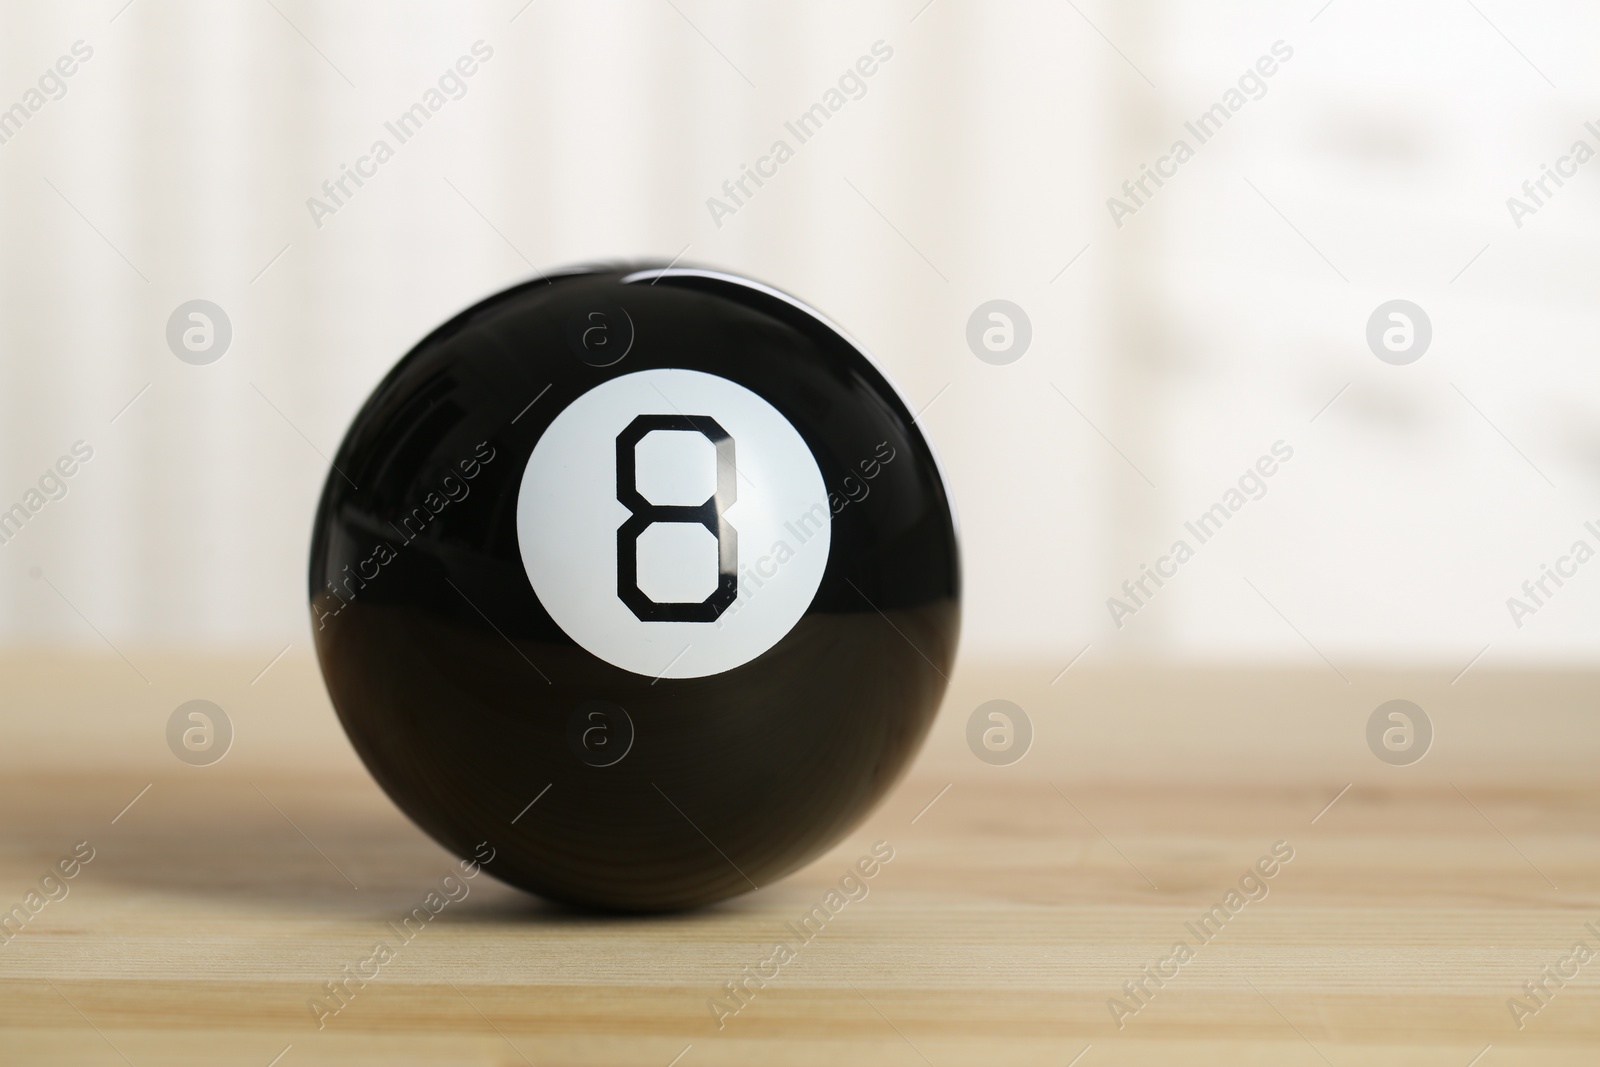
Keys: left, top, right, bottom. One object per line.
{"left": 615, "top": 415, "right": 737, "bottom": 622}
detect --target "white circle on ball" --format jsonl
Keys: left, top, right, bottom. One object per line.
{"left": 517, "top": 368, "right": 831, "bottom": 679}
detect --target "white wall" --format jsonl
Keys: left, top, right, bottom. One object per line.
{"left": 1, "top": 0, "right": 1597, "bottom": 671}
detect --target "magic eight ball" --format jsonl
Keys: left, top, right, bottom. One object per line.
{"left": 309, "top": 264, "right": 960, "bottom": 911}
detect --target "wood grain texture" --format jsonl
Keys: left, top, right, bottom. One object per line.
{"left": 0, "top": 654, "right": 1596, "bottom": 1065}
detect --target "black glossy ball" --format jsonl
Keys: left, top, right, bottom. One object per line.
{"left": 309, "top": 264, "right": 959, "bottom": 911}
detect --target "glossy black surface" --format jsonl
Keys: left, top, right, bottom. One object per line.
{"left": 309, "top": 264, "right": 960, "bottom": 911}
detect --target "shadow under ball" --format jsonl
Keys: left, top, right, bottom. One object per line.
{"left": 308, "top": 264, "right": 960, "bottom": 912}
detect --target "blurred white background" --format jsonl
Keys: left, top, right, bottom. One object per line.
{"left": 2, "top": 0, "right": 1598, "bottom": 675}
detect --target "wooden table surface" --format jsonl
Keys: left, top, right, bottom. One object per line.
{"left": 1, "top": 653, "right": 1596, "bottom": 1065}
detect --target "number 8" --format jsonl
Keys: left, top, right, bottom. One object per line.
{"left": 616, "top": 415, "right": 738, "bottom": 622}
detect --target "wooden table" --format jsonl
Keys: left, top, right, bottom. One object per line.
{"left": 1, "top": 653, "right": 1596, "bottom": 1065}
